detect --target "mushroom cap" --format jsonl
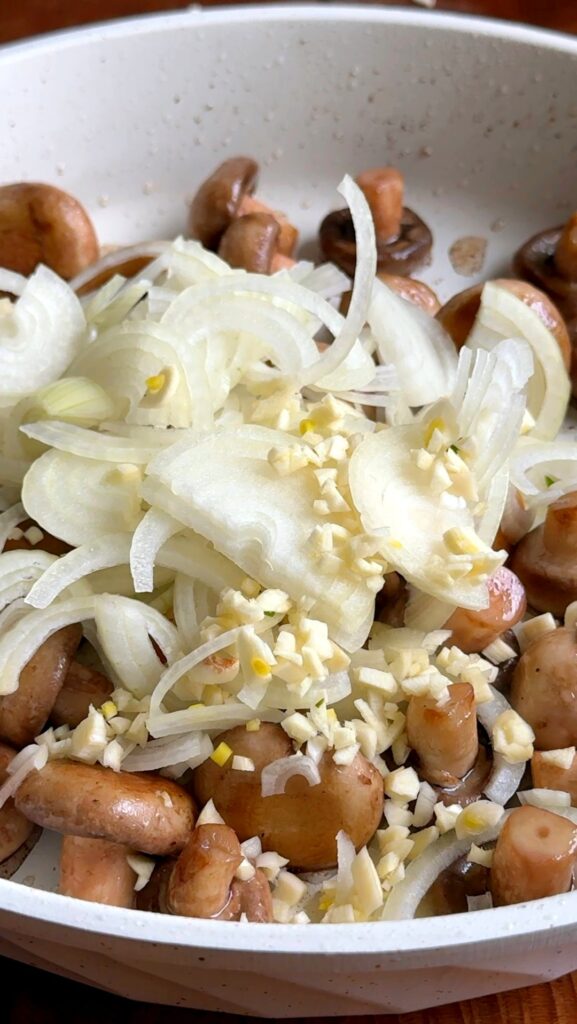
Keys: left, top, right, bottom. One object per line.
{"left": 0, "top": 182, "right": 99, "bottom": 280}
{"left": 187, "top": 156, "right": 259, "bottom": 250}
{"left": 377, "top": 272, "right": 440, "bottom": 315}
{"left": 514, "top": 224, "right": 577, "bottom": 301}
{"left": 445, "top": 566, "right": 526, "bottom": 654}
{"left": 319, "top": 205, "right": 432, "bottom": 278}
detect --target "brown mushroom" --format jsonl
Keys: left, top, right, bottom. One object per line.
{"left": 218, "top": 212, "right": 280, "bottom": 274}
{"left": 493, "top": 486, "right": 535, "bottom": 551}
{"left": 340, "top": 274, "right": 440, "bottom": 318}
{"left": 436, "top": 278, "right": 572, "bottom": 369}
{"left": 510, "top": 491, "right": 577, "bottom": 617}
{"left": 236, "top": 193, "right": 298, "bottom": 258}
{"left": 532, "top": 750, "right": 577, "bottom": 804}
{"left": 0, "top": 742, "right": 37, "bottom": 868}
{"left": 406, "top": 683, "right": 479, "bottom": 787}
{"left": 0, "top": 624, "right": 83, "bottom": 748}
{"left": 187, "top": 157, "right": 259, "bottom": 250}
{"left": 374, "top": 571, "right": 408, "bottom": 628}
{"left": 510, "top": 627, "right": 577, "bottom": 750}
{"left": 490, "top": 805, "right": 577, "bottom": 906}
{"left": 444, "top": 567, "right": 526, "bottom": 654}
{"left": 514, "top": 213, "right": 577, "bottom": 396}
{"left": 319, "top": 166, "right": 432, "bottom": 278}
{"left": 193, "top": 722, "right": 383, "bottom": 870}
{"left": 51, "top": 660, "right": 113, "bottom": 729}
{"left": 0, "top": 183, "right": 99, "bottom": 280}
{"left": 59, "top": 836, "right": 137, "bottom": 908}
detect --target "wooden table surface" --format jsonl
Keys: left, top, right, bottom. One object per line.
{"left": 2, "top": 1, "right": 577, "bottom": 1022}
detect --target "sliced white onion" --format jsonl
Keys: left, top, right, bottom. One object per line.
{"left": 0, "top": 596, "right": 96, "bottom": 695}
{"left": 22, "top": 450, "right": 143, "bottom": 546}
{"left": 69, "top": 241, "right": 170, "bottom": 294}
{"left": 477, "top": 687, "right": 525, "bottom": 805}
{"left": 0, "top": 743, "right": 48, "bottom": 811}
{"left": 0, "top": 549, "right": 57, "bottom": 613}
{"left": 94, "top": 594, "right": 181, "bottom": 698}
{"left": 156, "top": 534, "right": 245, "bottom": 594}
{"left": 122, "top": 731, "right": 212, "bottom": 772}
{"left": 518, "top": 788, "right": 571, "bottom": 809}
{"left": 300, "top": 175, "right": 376, "bottom": 389}
{"left": 172, "top": 575, "right": 210, "bottom": 652}
{"left": 382, "top": 819, "right": 505, "bottom": 920}
{"left": 0, "top": 269, "right": 26, "bottom": 297}
{"left": 0, "top": 502, "right": 25, "bottom": 552}
{"left": 368, "top": 277, "right": 457, "bottom": 407}
{"left": 130, "top": 509, "right": 182, "bottom": 593}
{"left": 20, "top": 420, "right": 172, "bottom": 463}
{"left": 260, "top": 754, "right": 321, "bottom": 797}
{"left": 466, "top": 282, "right": 570, "bottom": 441}
{"left": 0, "top": 265, "right": 85, "bottom": 405}
{"left": 335, "top": 829, "right": 356, "bottom": 904}
{"left": 511, "top": 440, "right": 577, "bottom": 499}
{"left": 25, "top": 533, "right": 133, "bottom": 609}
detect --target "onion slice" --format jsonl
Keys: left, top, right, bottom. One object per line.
{"left": 0, "top": 743, "right": 48, "bottom": 811}
{"left": 477, "top": 687, "right": 525, "bottom": 805}
{"left": 130, "top": 509, "right": 182, "bottom": 593}
{"left": 122, "top": 731, "right": 212, "bottom": 773}
{"left": 260, "top": 754, "right": 321, "bottom": 797}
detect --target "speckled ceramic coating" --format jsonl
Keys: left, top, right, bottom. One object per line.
{"left": 0, "top": 6, "right": 577, "bottom": 1014}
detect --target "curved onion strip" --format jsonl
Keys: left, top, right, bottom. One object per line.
{"left": 122, "top": 731, "right": 212, "bottom": 773}
{"left": 477, "top": 687, "right": 526, "bottom": 805}
{"left": 0, "top": 502, "right": 25, "bottom": 552}
{"left": 0, "top": 265, "right": 85, "bottom": 402}
{"left": 0, "top": 596, "right": 96, "bottom": 695}
{"left": 260, "top": 754, "right": 321, "bottom": 797}
{"left": 335, "top": 829, "right": 356, "bottom": 904}
{"left": 300, "top": 175, "right": 376, "bottom": 388}
{"left": 477, "top": 466, "right": 510, "bottom": 546}
{"left": 93, "top": 594, "right": 181, "bottom": 698}
{"left": 0, "top": 549, "right": 57, "bottom": 611}
{"left": 25, "top": 533, "right": 132, "bottom": 609}
{"left": 0, "top": 743, "right": 48, "bottom": 811}
{"left": 20, "top": 420, "right": 173, "bottom": 464}
{"left": 382, "top": 819, "right": 506, "bottom": 920}
{"left": 149, "top": 627, "right": 243, "bottom": 720}
{"left": 149, "top": 701, "right": 283, "bottom": 740}
{"left": 130, "top": 509, "right": 182, "bottom": 593}
{"left": 0, "top": 269, "right": 26, "bottom": 297}
{"left": 172, "top": 575, "right": 209, "bottom": 652}
{"left": 0, "top": 457, "right": 31, "bottom": 485}
{"left": 69, "top": 241, "right": 170, "bottom": 294}
{"left": 511, "top": 441, "right": 577, "bottom": 498}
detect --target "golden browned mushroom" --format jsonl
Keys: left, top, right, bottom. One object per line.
{"left": 15, "top": 761, "right": 195, "bottom": 855}
{"left": 193, "top": 723, "right": 383, "bottom": 870}
{"left": 319, "top": 166, "right": 432, "bottom": 278}
{"left": 444, "top": 567, "right": 526, "bottom": 654}
{"left": 0, "top": 183, "right": 99, "bottom": 280}
{"left": 0, "top": 625, "right": 82, "bottom": 748}
{"left": 51, "top": 661, "right": 113, "bottom": 729}
{"left": 138, "top": 824, "right": 273, "bottom": 922}
{"left": 532, "top": 750, "right": 577, "bottom": 804}
{"left": 187, "top": 157, "right": 259, "bottom": 250}
{"left": 490, "top": 805, "right": 577, "bottom": 906}
{"left": 510, "top": 491, "right": 577, "bottom": 616}
{"left": 59, "top": 836, "right": 137, "bottom": 908}
{"left": 436, "top": 278, "right": 572, "bottom": 370}
{"left": 218, "top": 212, "right": 280, "bottom": 274}
{"left": 0, "top": 742, "right": 36, "bottom": 867}
{"left": 510, "top": 628, "right": 577, "bottom": 750}
{"left": 406, "top": 683, "right": 478, "bottom": 787}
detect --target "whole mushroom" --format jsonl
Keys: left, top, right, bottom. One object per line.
{"left": 0, "top": 183, "right": 99, "bottom": 280}
{"left": 218, "top": 212, "right": 280, "bottom": 274}
{"left": 188, "top": 157, "right": 259, "bottom": 250}
{"left": 193, "top": 722, "right": 383, "bottom": 870}
{"left": 444, "top": 567, "right": 526, "bottom": 654}
{"left": 510, "top": 491, "right": 577, "bottom": 616}
{"left": 319, "top": 166, "right": 433, "bottom": 278}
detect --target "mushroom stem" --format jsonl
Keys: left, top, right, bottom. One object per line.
{"left": 532, "top": 750, "right": 577, "bottom": 804}
{"left": 554, "top": 212, "right": 577, "bottom": 281}
{"left": 59, "top": 836, "right": 136, "bottom": 908}
{"left": 490, "top": 805, "right": 577, "bottom": 906}
{"left": 406, "top": 683, "right": 479, "bottom": 786}
{"left": 218, "top": 212, "right": 280, "bottom": 274}
{"left": 355, "top": 167, "right": 404, "bottom": 242}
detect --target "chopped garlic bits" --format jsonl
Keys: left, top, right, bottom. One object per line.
{"left": 492, "top": 710, "right": 535, "bottom": 765}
